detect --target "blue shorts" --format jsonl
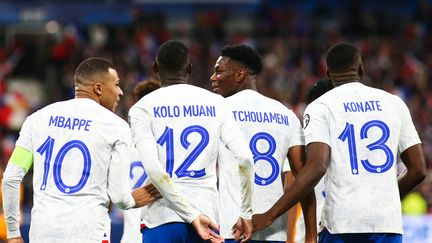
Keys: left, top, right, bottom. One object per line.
{"left": 225, "top": 239, "right": 284, "bottom": 243}
{"left": 142, "top": 222, "right": 206, "bottom": 243}
{"left": 319, "top": 228, "right": 402, "bottom": 243}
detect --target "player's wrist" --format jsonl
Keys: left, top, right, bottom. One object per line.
{"left": 187, "top": 210, "right": 202, "bottom": 224}
{"left": 7, "top": 228, "right": 21, "bottom": 239}
{"left": 239, "top": 211, "right": 252, "bottom": 220}
{"left": 266, "top": 208, "right": 279, "bottom": 222}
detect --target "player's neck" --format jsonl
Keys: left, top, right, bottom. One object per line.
{"left": 160, "top": 76, "right": 188, "bottom": 87}
{"left": 238, "top": 78, "right": 257, "bottom": 92}
{"left": 329, "top": 71, "right": 361, "bottom": 87}
{"left": 75, "top": 89, "right": 99, "bottom": 103}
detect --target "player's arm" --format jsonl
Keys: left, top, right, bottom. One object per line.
{"left": 2, "top": 146, "right": 32, "bottom": 242}
{"left": 108, "top": 125, "right": 161, "bottom": 209}
{"left": 395, "top": 96, "right": 426, "bottom": 198}
{"left": 129, "top": 106, "right": 222, "bottom": 242}
{"left": 224, "top": 138, "right": 254, "bottom": 242}
{"left": 284, "top": 171, "right": 302, "bottom": 243}
{"left": 253, "top": 143, "right": 325, "bottom": 238}
{"left": 225, "top": 137, "right": 254, "bottom": 219}
{"left": 253, "top": 105, "right": 326, "bottom": 240}
{"left": 220, "top": 110, "right": 254, "bottom": 242}
{"left": 286, "top": 145, "right": 317, "bottom": 243}
{"left": 398, "top": 144, "right": 426, "bottom": 198}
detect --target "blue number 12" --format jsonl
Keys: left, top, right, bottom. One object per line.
{"left": 338, "top": 120, "right": 394, "bottom": 175}
{"left": 157, "top": 125, "right": 209, "bottom": 178}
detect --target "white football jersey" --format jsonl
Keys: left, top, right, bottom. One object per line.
{"left": 303, "top": 82, "right": 421, "bottom": 234}
{"left": 129, "top": 84, "right": 246, "bottom": 228}
{"left": 15, "top": 98, "right": 135, "bottom": 242}
{"left": 121, "top": 148, "right": 149, "bottom": 243}
{"left": 218, "top": 89, "right": 304, "bottom": 241}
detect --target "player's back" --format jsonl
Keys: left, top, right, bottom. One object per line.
{"left": 132, "top": 83, "right": 240, "bottom": 228}
{"left": 304, "top": 82, "right": 420, "bottom": 234}
{"left": 219, "top": 89, "right": 304, "bottom": 241}
{"left": 21, "top": 98, "right": 132, "bottom": 241}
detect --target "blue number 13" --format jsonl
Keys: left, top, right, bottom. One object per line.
{"left": 338, "top": 120, "right": 394, "bottom": 175}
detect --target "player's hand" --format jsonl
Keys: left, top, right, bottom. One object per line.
{"left": 252, "top": 213, "right": 273, "bottom": 233}
{"left": 191, "top": 214, "right": 223, "bottom": 243}
{"left": 7, "top": 236, "right": 24, "bottom": 243}
{"left": 131, "top": 183, "right": 162, "bottom": 207}
{"left": 231, "top": 217, "right": 252, "bottom": 242}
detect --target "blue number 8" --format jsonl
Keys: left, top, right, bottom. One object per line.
{"left": 37, "top": 136, "right": 91, "bottom": 193}
{"left": 250, "top": 132, "right": 279, "bottom": 186}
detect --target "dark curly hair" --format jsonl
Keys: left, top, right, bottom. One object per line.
{"left": 221, "top": 44, "right": 263, "bottom": 75}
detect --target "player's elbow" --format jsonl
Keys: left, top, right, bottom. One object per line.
{"left": 401, "top": 144, "right": 427, "bottom": 184}
{"left": 315, "top": 164, "right": 327, "bottom": 178}
{"left": 308, "top": 162, "right": 327, "bottom": 187}
{"left": 110, "top": 192, "right": 136, "bottom": 210}
{"left": 2, "top": 171, "right": 23, "bottom": 187}
{"left": 411, "top": 166, "right": 426, "bottom": 184}
{"left": 237, "top": 153, "right": 253, "bottom": 167}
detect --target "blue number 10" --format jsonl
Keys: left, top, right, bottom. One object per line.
{"left": 37, "top": 136, "right": 91, "bottom": 194}
{"left": 338, "top": 120, "right": 394, "bottom": 175}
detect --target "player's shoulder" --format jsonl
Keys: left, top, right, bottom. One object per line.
{"left": 73, "top": 99, "right": 130, "bottom": 127}
{"left": 30, "top": 99, "right": 72, "bottom": 119}
{"left": 185, "top": 84, "right": 224, "bottom": 98}
{"left": 140, "top": 84, "right": 223, "bottom": 101}
{"left": 235, "top": 90, "right": 294, "bottom": 112}
{"left": 357, "top": 84, "right": 406, "bottom": 105}
{"left": 178, "top": 84, "right": 227, "bottom": 106}
{"left": 304, "top": 91, "right": 332, "bottom": 115}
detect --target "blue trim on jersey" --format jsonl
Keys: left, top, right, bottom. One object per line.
{"left": 142, "top": 222, "right": 206, "bottom": 243}
{"left": 319, "top": 228, "right": 402, "bottom": 243}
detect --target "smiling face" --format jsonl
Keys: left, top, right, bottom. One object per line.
{"left": 210, "top": 56, "right": 241, "bottom": 98}
{"left": 99, "top": 68, "right": 123, "bottom": 112}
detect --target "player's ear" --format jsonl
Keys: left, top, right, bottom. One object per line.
{"left": 93, "top": 82, "right": 103, "bottom": 97}
{"left": 326, "top": 69, "right": 331, "bottom": 78}
{"left": 358, "top": 65, "right": 364, "bottom": 77}
{"left": 237, "top": 69, "right": 246, "bottom": 82}
{"left": 152, "top": 62, "right": 158, "bottom": 74}
{"left": 187, "top": 63, "right": 192, "bottom": 75}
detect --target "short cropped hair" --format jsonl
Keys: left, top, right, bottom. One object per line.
{"left": 74, "top": 57, "right": 114, "bottom": 86}
{"left": 221, "top": 44, "right": 263, "bottom": 75}
{"left": 156, "top": 40, "right": 189, "bottom": 74}
{"left": 133, "top": 79, "right": 161, "bottom": 102}
{"left": 304, "top": 79, "right": 334, "bottom": 105}
{"left": 325, "top": 43, "right": 361, "bottom": 73}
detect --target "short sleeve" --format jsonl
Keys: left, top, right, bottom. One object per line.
{"left": 107, "top": 123, "right": 135, "bottom": 209}
{"left": 303, "top": 102, "right": 331, "bottom": 146}
{"left": 219, "top": 101, "right": 244, "bottom": 146}
{"left": 395, "top": 96, "right": 421, "bottom": 153}
{"left": 288, "top": 110, "right": 305, "bottom": 148}
{"left": 129, "top": 103, "right": 155, "bottom": 144}
{"left": 15, "top": 113, "right": 35, "bottom": 151}
{"left": 282, "top": 158, "right": 291, "bottom": 172}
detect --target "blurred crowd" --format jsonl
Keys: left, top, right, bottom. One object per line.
{"left": 0, "top": 0, "right": 432, "bottom": 217}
